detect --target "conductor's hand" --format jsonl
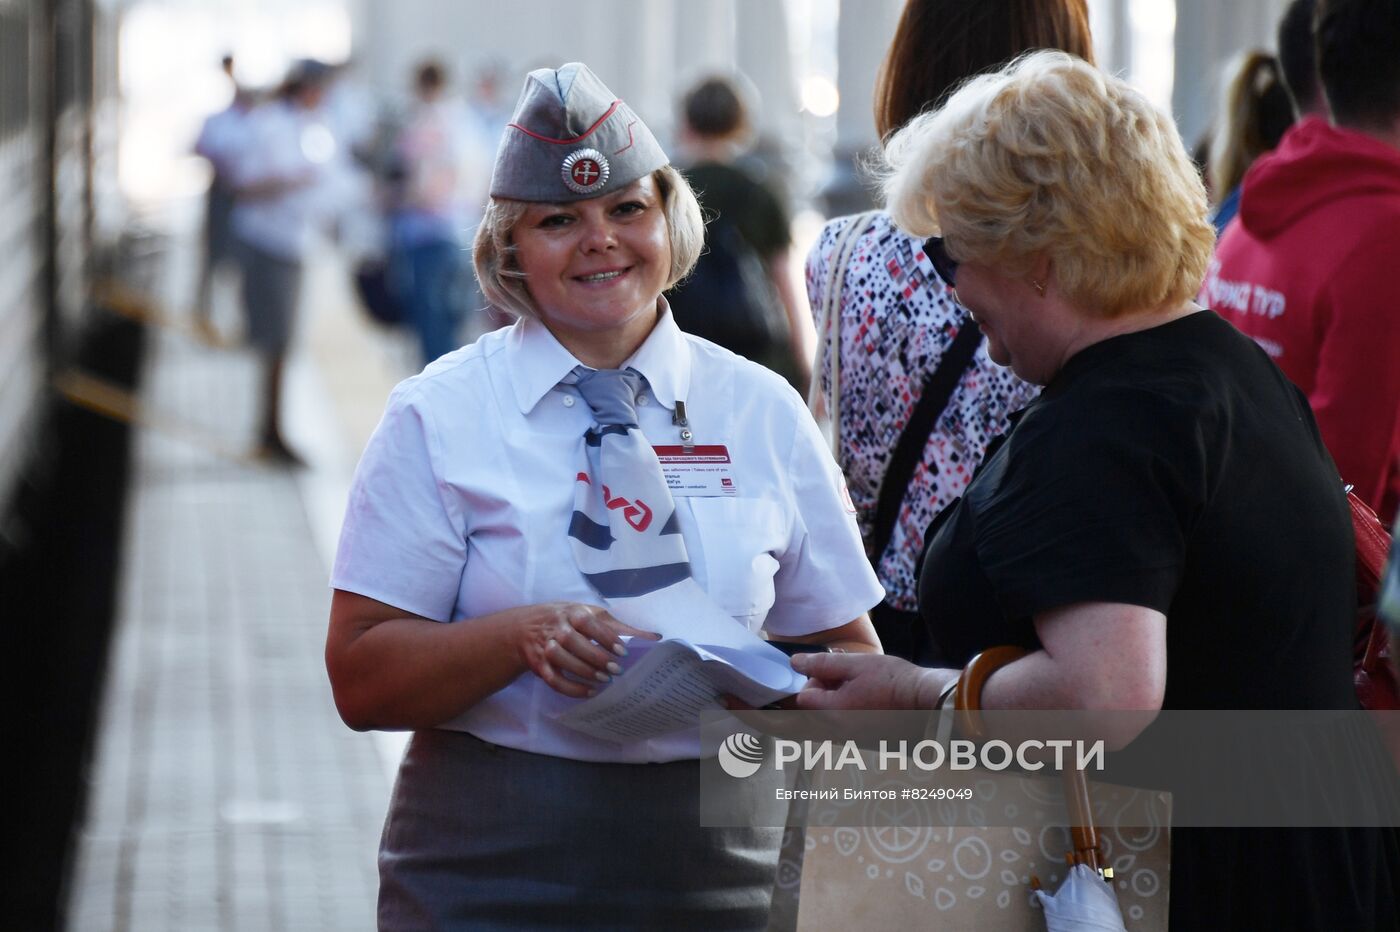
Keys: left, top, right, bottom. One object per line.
{"left": 791, "top": 652, "right": 955, "bottom": 711}
{"left": 516, "top": 602, "right": 659, "bottom": 698}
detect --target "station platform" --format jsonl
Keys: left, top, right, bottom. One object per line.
{"left": 64, "top": 219, "right": 419, "bottom": 931}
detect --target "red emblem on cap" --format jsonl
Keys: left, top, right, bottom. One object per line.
{"left": 573, "top": 159, "right": 600, "bottom": 186}
{"left": 561, "top": 148, "right": 611, "bottom": 194}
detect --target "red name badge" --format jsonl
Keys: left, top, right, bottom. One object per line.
{"left": 652, "top": 445, "right": 738, "bottom": 496}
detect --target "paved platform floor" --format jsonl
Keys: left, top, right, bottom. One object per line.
{"left": 65, "top": 222, "right": 419, "bottom": 931}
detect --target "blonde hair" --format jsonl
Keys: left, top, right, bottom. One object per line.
{"left": 882, "top": 50, "right": 1215, "bottom": 318}
{"left": 472, "top": 166, "right": 704, "bottom": 320}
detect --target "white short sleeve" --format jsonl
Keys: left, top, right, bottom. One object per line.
{"left": 763, "top": 393, "right": 884, "bottom": 636}
{"left": 330, "top": 384, "right": 466, "bottom": 621}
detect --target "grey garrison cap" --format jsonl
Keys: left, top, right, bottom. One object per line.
{"left": 489, "top": 62, "right": 668, "bottom": 202}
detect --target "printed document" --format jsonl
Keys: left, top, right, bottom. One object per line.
{"left": 555, "top": 637, "right": 804, "bottom": 741}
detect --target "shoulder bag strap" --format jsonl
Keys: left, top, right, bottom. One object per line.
{"left": 1350, "top": 489, "right": 1396, "bottom": 682}
{"left": 809, "top": 210, "right": 880, "bottom": 458}
{"left": 868, "top": 249, "right": 983, "bottom": 565}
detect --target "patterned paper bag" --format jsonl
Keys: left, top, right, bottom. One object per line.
{"left": 777, "top": 778, "right": 1171, "bottom": 931}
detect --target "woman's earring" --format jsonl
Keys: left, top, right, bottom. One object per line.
{"left": 1031, "top": 279, "right": 1046, "bottom": 297}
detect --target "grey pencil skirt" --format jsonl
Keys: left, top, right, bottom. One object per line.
{"left": 378, "top": 729, "right": 782, "bottom": 931}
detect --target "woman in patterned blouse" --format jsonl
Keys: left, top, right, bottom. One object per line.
{"left": 806, "top": 0, "right": 1094, "bottom": 661}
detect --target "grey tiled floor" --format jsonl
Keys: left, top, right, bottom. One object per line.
{"left": 66, "top": 241, "right": 399, "bottom": 931}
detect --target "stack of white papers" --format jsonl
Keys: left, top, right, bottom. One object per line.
{"left": 555, "top": 636, "right": 804, "bottom": 742}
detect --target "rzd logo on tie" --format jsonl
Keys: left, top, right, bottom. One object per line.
{"left": 602, "top": 485, "right": 653, "bottom": 532}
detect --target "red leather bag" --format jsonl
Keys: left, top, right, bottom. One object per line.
{"left": 1351, "top": 490, "right": 1399, "bottom": 710}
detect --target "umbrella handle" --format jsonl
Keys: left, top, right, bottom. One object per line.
{"left": 954, "top": 645, "right": 1106, "bottom": 875}
{"left": 953, "top": 646, "right": 1028, "bottom": 739}
{"left": 1062, "top": 766, "right": 1103, "bottom": 871}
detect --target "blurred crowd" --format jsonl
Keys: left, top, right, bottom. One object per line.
{"left": 190, "top": 51, "right": 814, "bottom": 462}
{"left": 190, "top": 52, "right": 507, "bottom": 461}
{"left": 190, "top": 9, "right": 1398, "bottom": 523}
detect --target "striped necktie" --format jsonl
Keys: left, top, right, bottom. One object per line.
{"left": 563, "top": 366, "right": 804, "bottom": 658}
{"left": 567, "top": 366, "right": 696, "bottom": 601}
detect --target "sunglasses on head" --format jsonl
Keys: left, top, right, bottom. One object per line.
{"left": 924, "top": 236, "right": 958, "bottom": 288}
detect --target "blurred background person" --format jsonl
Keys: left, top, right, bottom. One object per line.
{"left": 228, "top": 58, "right": 340, "bottom": 463}
{"left": 1276, "top": 0, "right": 1330, "bottom": 120}
{"left": 804, "top": 0, "right": 1092, "bottom": 663}
{"left": 465, "top": 61, "right": 512, "bottom": 144}
{"left": 460, "top": 61, "right": 518, "bottom": 335}
{"left": 666, "top": 74, "right": 806, "bottom": 390}
{"left": 191, "top": 53, "right": 253, "bottom": 344}
{"left": 389, "top": 59, "right": 474, "bottom": 366}
{"left": 321, "top": 57, "right": 390, "bottom": 273}
{"left": 1199, "top": 0, "right": 1330, "bottom": 225}
{"left": 1203, "top": 0, "right": 1400, "bottom": 524}
{"left": 325, "top": 62, "right": 880, "bottom": 928}
{"left": 1207, "top": 50, "right": 1294, "bottom": 232}
{"left": 794, "top": 49, "right": 1400, "bottom": 930}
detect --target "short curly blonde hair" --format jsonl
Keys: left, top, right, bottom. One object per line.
{"left": 472, "top": 166, "right": 705, "bottom": 320}
{"left": 882, "top": 50, "right": 1215, "bottom": 318}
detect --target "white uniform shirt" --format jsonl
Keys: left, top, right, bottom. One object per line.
{"left": 194, "top": 102, "right": 250, "bottom": 178}
{"left": 229, "top": 100, "right": 335, "bottom": 260}
{"left": 331, "top": 308, "right": 883, "bottom": 763}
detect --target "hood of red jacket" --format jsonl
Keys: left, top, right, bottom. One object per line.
{"left": 1238, "top": 117, "right": 1400, "bottom": 240}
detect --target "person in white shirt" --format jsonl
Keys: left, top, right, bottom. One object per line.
{"left": 390, "top": 59, "right": 476, "bottom": 364}
{"left": 191, "top": 55, "right": 252, "bottom": 341}
{"left": 325, "top": 62, "right": 882, "bottom": 929}
{"left": 228, "top": 59, "right": 337, "bottom": 463}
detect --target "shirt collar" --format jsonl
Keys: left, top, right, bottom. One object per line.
{"left": 621, "top": 298, "right": 690, "bottom": 411}
{"left": 507, "top": 299, "right": 692, "bottom": 415}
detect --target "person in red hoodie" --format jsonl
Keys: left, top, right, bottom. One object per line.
{"left": 1202, "top": 0, "right": 1400, "bottom": 523}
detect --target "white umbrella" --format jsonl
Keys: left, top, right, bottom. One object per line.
{"left": 1028, "top": 764, "right": 1128, "bottom": 930}
{"left": 1034, "top": 863, "right": 1128, "bottom": 931}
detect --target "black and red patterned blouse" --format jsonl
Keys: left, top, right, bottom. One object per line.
{"left": 806, "top": 212, "right": 1040, "bottom": 611}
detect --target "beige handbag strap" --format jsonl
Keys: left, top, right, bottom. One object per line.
{"left": 809, "top": 211, "right": 880, "bottom": 458}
